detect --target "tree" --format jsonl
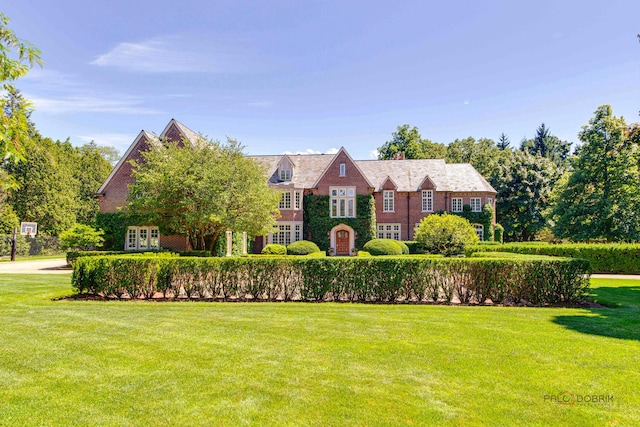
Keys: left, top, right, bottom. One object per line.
{"left": 5, "top": 134, "right": 79, "bottom": 235}
{"left": 127, "top": 137, "right": 280, "bottom": 252}
{"left": 377, "top": 124, "right": 446, "bottom": 160}
{"left": 520, "top": 123, "right": 572, "bottom": 171}
{"left": 497, "top": 133, "right": 510, "bottom": 150}
{"left": 0, "top": 12, "right": 42, "bottom": 164}
{"left": 491, "top": 150, "right": 559, "bottom": 242}
{"left": 59, "top": 224, "right": 105, "bottom": 251}
{"left": 550, "top": 105, "right": 640, "bottom": 241}
{"left": 73, "top": 142, "right": 115, "bottom": 224}
{"left": 414, "top": 213, "right": 478, "bottom": 256}
{"left": 445, "top": 137, "right": 505, "bottom": 179}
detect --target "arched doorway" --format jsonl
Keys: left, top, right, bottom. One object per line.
{"left": 330, "top": 224, "right": 356, "bottom": 256}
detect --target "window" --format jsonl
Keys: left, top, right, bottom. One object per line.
{"left": 377, "top": 223, "right": 401, "bottom": 240}
{"left": 470, "top": 198, "right": 482, "bottom": 212}
{"left": 487, "top": 198, "right": 493, "bottom": 207}
{"left": 383, "top": 190, "right": 394, "bottom": 212}
{"left": 452, "top": 198, "right": 463, "bottom": 213}
{"left": 339, "top": 163, "right": 346, "bottom": 176}
{"left": 269, "top": 222, "right": 302, "bottom": 245}
{"left": 279, "top": 169, "right": 291, "bottom": 181}
{"left": 294, "top": 191, "right": 302, "bottom": 210}
{"left": 125, "top": 226, "right": 160, "bottom": 251}
{"left": 474, "top": 224, "right": 484, "bottom": 241}
{"left": 421, "top": 190, "right": 433, "bottom": 212}
{"left": 278, "top": 191, "right": 291, "bottom": 210}
{"left": 330, "top": 187, "right": 356, "bottom": 218}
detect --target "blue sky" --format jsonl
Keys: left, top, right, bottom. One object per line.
{"left": 4, "top": 0, "right": 640, "bottom": 159}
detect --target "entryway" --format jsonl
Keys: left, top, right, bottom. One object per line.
{"left": 329, "top": 224, "right": 356, "bottom": 256}
{"left": 336, "top": 230, "right": 350, "bottom": 255}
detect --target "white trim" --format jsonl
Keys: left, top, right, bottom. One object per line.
{"left": 377, "top": 223, "right": 401, "bottom": 240}
{"left": 421, "top": 190, "right": 433, "bottom": 212}
{"left": 329, "top": 223, "right": 356, "bottom": 256}
{"left": 339, "top": 163, "right": 346, "bottom": 176}
{"left": 268, "top": 221, "right": 303, "bottom": 245}
{"left": 330, "top": 186, "right": 356, "bottom": 218}
{"left": 470, "top": 198, "right": 482, "bottom": 212}
{"left": 383, "top": 190, "right": 394, "bottom": 212}
{"left": 474, "top": 224, "right": 484, "bottom": 241}
{"left": 125, "top": 226, "right": 160, "bottom": 251}
{"left": 452, "top": 197, "right": 463, "bottom": 213}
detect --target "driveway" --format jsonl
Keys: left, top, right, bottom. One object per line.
{"left": 0, "top": 259, "right": 71, "bottom": 274}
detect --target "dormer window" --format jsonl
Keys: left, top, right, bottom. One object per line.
{"left": 280, "top": 169, "right": 291, "bottom": 181}
{"left": 339, "top": 163, "right": 346, "bottom": 176}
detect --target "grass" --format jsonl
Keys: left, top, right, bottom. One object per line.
{"left": 0, "top": 275, "right": 638, "bottom": 426}
{"left": 0, "top": 254, "right": 65, "bottom": 262}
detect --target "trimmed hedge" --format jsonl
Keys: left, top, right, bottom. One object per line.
{"left": 287, "top": 240, "right": 321, "bottom": 255}
{"left": 468, "top": 243, "right": 640, "bottom": 274}
{"left": 363, "top": 239, "right": 403, "bottom": 256}
{"left": 72, "top": 255, "right": 590, "bottom": 305}
{"left": 262, "top": 244, "right": 287, "bottom": 255}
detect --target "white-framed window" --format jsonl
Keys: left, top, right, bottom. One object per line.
{"left": 330, "top": 187, "right": 356, "bottom": 218}
{"left": 339, "top": 163, "right": 346, "bottom": 176}
{"left": 125, "top": 226, "right": 160, "bottom": 251}
{"left": 452, "top": 198, "right": 463, "bottom": 213}
{"left": 421, "top": 190, "right": 433, "bottom": 212}
{"left": 278, "top": 191, "right": 291, "bottom": 210}
{"left": 294, "top": 191, "right": 302, "bottom": 210}
{"left": 269, "top": 222, "right": 303, "bottom": 245}
{"left": 470, "top": 198, "right": 482, "bottom": 212}
{"left": 383, "top": 190, "right": 394, "bottom": 212}
{"left": 279, "top": 168, "right": 291, "bottom": 181}
{"left": 474, "top": 224, "right": 484, "bottom": 241}
{"left": 377, "top": 223, "right": 401, "bottom": 240}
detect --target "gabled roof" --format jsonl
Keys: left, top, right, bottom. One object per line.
{"left": 311, "top": 147, "right": 374, "bottom": 189}
{"left": 97, "top": 130, "right": 157, "bottom": 194}
{"left": 250, "top": 153, "right": 336, "bottom": 188}
{"left": 354, "top": 159, "right": 496, "bottom": 193}
{"left": 160, "top": 118, "right": 204, "bottom": 147}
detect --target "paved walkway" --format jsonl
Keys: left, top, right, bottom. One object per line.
{"left": 0, "top": 259, "right": 71, "bottom": 274}
{"left": 591, "top": 274, "right": 640, "bottom": 280}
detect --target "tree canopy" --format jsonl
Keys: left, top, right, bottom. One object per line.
{"left": 377, "top": 124, "right": 446, "bottom": 160}
{"left": 127, "top": 137, "right": 280, "bottom": 252}
{"left": 550, "top": 105, "right": 640, "bottom": 241}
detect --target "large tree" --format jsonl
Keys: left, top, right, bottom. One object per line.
{"left": 445, "top": 136, "right": 506, "bottom": 179}
{"left": 127, "top": 137, "right": 280, "bottom": 252}
{"left": 0, "top": 13, "right": 42, "bottom": 165}
{"left": 550, "top": 105, "right": 640, "bottom": 241}
{"left": 520, "top": 123, "right": 572, "bottom": 171}
{"left": 377, "top": 124, "right": 446, "bottom": 160}
{"left": 74, "top": 141, "right": 115, "bottom": 224}
{"left": 491, "top": 150, "right": 559, "bottom": 242}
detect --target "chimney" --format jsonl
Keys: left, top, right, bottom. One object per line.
{"left": 400, "top": 152, "right": 405, "bottom": 160}
{"left": 393, "top": 153, "right": 398, "bottom": 160}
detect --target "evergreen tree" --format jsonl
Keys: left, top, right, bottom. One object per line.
{"left": 497, "top": 133, "right": 510, "bottom": 150}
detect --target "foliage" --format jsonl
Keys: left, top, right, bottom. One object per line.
{"left": 468, "top": 242, "right": 640, "bottom": 274}
{"left": 261, "top": 243, "right": 287, "bottom": 255}
{"left": 72, "top": 254, "right": 591, "bottom": 305}
{"left": 377, "top": 124, "right": 446, "bottom": 159}
{"left": 0, "top": 13, "right": 43, "bottom": 167}
{"left": 73, "top": 142, "right": 115, "bottom": 224}
{"left": 303, "top": 194, "right": 376, "bottom": 250}
{"left": 401, "top": 241, "right": 423, "bottom": 254}
{"left": 128, "top": 137, "right": 280, "bottom": 251}
{"left": 66, "top": 250, "right": 127, "bottom": 267}
{"left": 492, "top": 223, "right": 504, "bottom": 244}
{"left": 497, "top": 133, "right": 510, "bottom": 150}
{"left": 415, "top": 213, "right": 479, "bottom": 256}
{"left": 59, "top": 224, "right": 105, "bottom": 251}
{"left": 94, "top": 212, "right": 129, "bottom": 250}
{"left": 550, "top": 105, "right": 640, "bottom": 241}
{"left": 0, "top": 203, "right": 18, "bottom": 234}
{"left": 286, "top": 240, "right": 320, "bottom": 255}
{"left": 445, "top": 136, "right": 506, "bottom": 179}
{"left": 520, "top": 123, "right": 572, "bottom": 171}
{"left": 491, "top": 150, "right": 559, "bottom": 241}
{"left": 363, "top": 239, "right": 403, "bottom": 256}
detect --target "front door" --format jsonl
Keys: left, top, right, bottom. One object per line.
{"left": 336, "top": 230, "right": 350, "bottom": 255}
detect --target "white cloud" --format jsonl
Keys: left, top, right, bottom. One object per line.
{"left": 369, "top": 149, "right": 379, "bottom": 159}
{"left": 30, "top": 95, "right": 159, "bottom": 115}
{"left": 463, "top": 99, "right": 470, "bottom": 105}
{"left": 283, "top": 147, "right": 339, "bottom": 155}
{"left": 91, "top": 35, "right": 259, "bottom": 73}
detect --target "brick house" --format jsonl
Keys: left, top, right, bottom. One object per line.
{"left": 97, "top": 119, "right": 497, "bottom": 254}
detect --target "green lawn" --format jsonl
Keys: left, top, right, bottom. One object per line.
{"left": 0, "top": 275, "right": 638, "bottom": 426}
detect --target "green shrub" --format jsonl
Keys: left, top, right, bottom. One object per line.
{"left": 493, "top": 224, "right": 504, "bottom": 244}
{"left": 60, "top": 224, "right": 105, "bottom": 251}
{"left": 72, "top": 255, "right": 591, "bottom": 305}
{"left": 262, "top": 244, "right": 287, "bottom": 255}
{"left": 415, "top": 213, "right": 479, "bottom": 256}
{"left": 402, "top": 241, "right": 424, "bottom": 254}
{"left": 468, "top": 242, "right": 640, "bottom": 274}
{"left": 287, "top": 240, "right": 321, "bottom": 255}
{"left": 397, "top": 241, "right": 410, "bottom": 255}
{"left": 363, "top": 239, "right": 403, "bottom": 256}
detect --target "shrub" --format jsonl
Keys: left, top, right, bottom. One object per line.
{"left": 60, "top": 224, "right": 105, "bottom": 251}
{"left": 72, "top": 255, "right": 591, "bottom": 305}
{"left": 415, "top": 213, "right": 479, "bottom": 256}
{"left": 493, "top": 224, "right": 504, "bottom": 244}
{"left": 261, "top": 243, "right": 287, "bottom": 255}
{"left": 402, "top": 241, "right": 424, "bottom": 254}
{"left": 397, "top": 241, "right": 410, "bottom": 255}
{"left": 287, "top": 240, "right": 321, "bottom": 255}
{"left": 363, "top": 239, "right": 403, "bottom": 256}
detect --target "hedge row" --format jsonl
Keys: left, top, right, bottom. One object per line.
{"left": 72, "top": 255, "right": 590, "bottom": 305}
{"left": 468, "top": 242, "right": 640, "bottom": 274}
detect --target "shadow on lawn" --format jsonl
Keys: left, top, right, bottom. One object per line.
{"left": 553, "top": 286, "right": 640, "bottom": 341}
